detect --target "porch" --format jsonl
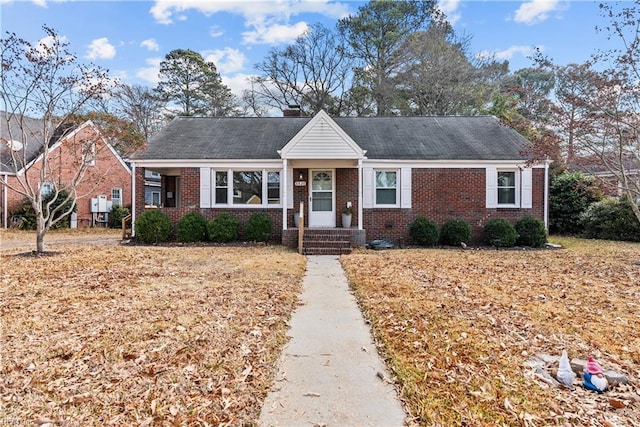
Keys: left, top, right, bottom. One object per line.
{"left": 282, "top": 227, "right": 367, "bottom": 255}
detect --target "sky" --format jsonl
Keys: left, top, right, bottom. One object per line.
{"left": 0, "top": 0, "right": 615, "bottom": 102}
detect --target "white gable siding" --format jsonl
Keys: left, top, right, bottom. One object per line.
{"left": 286, "top": 118, "right": 361, "bottom": 159}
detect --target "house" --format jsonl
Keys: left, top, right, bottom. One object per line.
{"left": 1, "top": 114, "right": 132, "bottom": 228}
{"left": 130, "top": 110, "right": 550, "bottom": 248}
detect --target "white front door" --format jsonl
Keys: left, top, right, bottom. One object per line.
{"left": 309, "top": 169, "right": 335, "bottom": 227}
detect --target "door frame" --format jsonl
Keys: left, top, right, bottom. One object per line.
{"left": 308, "top": 168, "right": 336, "bottom": 227}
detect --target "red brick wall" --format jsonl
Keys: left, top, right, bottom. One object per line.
{"left": 363, "top": 168, "right": 546, "bottom": 244}
{"left": 135, "top": 166, "right": 546, "bottom": 245}
{"left": 4, "top": 125, "right": 131, "bottom": 227}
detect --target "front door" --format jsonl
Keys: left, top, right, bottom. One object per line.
{"left": 309, "top": 169, "right": 335, "bottom": 227}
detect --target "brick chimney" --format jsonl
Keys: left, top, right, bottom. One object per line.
{"left": 283, "top": 104, "right": 301, "bottom": 117}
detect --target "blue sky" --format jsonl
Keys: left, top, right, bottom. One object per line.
{"left": 1, "top": 0, "right": 610, "bottom": 99}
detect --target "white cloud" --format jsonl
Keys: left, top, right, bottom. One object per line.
{"left": 221, "top": 73, "right": 255, "bottom": 98}
{"left": 141, "top": 38, "right": 160, "bottom": 51}
{"left": 203, "top": 48, "right": 247, "bottom": 74}
{"left": 34, "top": 34, "right": 68, "bottom": 58}
{"left": 477, "top": 45, "right": 542, "bottom": 62}
{"left": 514, "top": 0, "right": 560, "bottom": 25}
{"left": 437, "top": 0, "right": 461, "bottom": 25}
{"left": 243, "top": 21, "right": 309, "bottom": 45}
{"left": 86, "top": 37, "right": 116, "bottom": 60}
{"left": 136, "top": 57, "right": 162, "bottom": 84}
{"left": 209, "top": 25, "right": 224, "bottom": 38}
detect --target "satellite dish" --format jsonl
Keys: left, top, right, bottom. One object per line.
{"left": 8, "top": 140, "right": 23, "bottom": 151}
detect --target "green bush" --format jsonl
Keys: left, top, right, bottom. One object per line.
{"left": 409, "top": 216, "right": 439, "bottom": 246}
{"left": 135, "top": 209, "right": 172, "bottom": 244}
{"left": 550, "top": 172, "right": 602, "bottom": 235}
{"left": 245, "top": 212, "right": 273, "bottom": 242}
{"left": 177, "top": 211, "right": 208, "bottom": 242}
{"left": 580, "top": 197, "right": 640, "bottom": 242}
{"left": 439, "top": 219, "right": 471, "bottom": 246}
{"left": 207, "top": 213, "right": 240, "bottom": 243}
{"left": 109, "top": 205, "right": 130, "bottom": 229}
{"left": 10, "top": 190, "right": 76, "bottom": 230}
{"left": 515, "top": 216, "right": 547, "bottom": 247}
{"left": 483, "top": 218, "right": 518, "bottom": 247}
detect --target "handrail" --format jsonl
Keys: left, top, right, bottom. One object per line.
{"left": 122, "top": 214, "right": 133, "bottom": 240}
{"left": 297, "top": 201, "right": 304, "bottom": 254}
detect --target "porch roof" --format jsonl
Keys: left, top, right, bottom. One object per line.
{"left": 133, "top": 114, "right": 530, "bottom": 162}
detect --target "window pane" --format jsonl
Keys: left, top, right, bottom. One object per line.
{"left": 152, "top": 192, "right": 160, "bottom": 206}
{"left": 312, "top": 171, "right": 332, "bottom": 191}
{"left": 233, "top": 171, "right": 262, "bottom": 204}
{"left": 376, "top": 171, "right": 396, "bottom": 188}
{"left": 267, "top": 171, "right": 280, "bottom": 204}
{"left": 312, "top": 192, "right": 332, "bottom": 211}
{"left": 498, "top": 172, "right": 515, "bottom": 187}
{"left": 376, "top": 189, "right": 396, "bottom": 204}
{"left": 215, "top": 171, "right": 228, "bottom": 204}
{"left": 498, "top": 188, "right": 516, "bottom": 204}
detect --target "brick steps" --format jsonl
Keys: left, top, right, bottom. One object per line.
{"left": 301, "top": 229, "right": 353, "bottom": 255}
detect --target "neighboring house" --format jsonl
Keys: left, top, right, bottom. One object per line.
{"left": 1, "top": 114, "right": 132, "bottom": 228}
{"left": 131, "top": 110, "right": 550, "bottom": 246}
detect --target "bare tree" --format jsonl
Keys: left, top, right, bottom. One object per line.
{"left": 252, "top": 23, "right": 353, "bottom": 116}
{"left": 112, "top": 84, "right": 166, "bottom": 142}
{"left": 1, "top": 26, "right": 118, "bottom": 252}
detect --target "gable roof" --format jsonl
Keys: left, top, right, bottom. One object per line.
{"left": 135, "top": 113, "right": 530, "bottom": 162}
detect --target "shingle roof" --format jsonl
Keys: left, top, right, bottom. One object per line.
{"left": 0, "top": 113, "right": 51, "bottom": 173}
{"left": 135, "top": 115, "right": 530, "bottom": 161}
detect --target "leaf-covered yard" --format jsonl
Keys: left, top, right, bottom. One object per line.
{"left": 341, "top": 238, "right": 640, "bottom": 426}
{"left": 1, "top": 232, "right": 306, "bottom": 425}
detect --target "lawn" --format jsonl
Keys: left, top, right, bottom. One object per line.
{"left": 0, "top": 232, "right": 306, "bottom": 425}
{"left": 341, "top": 237, "right": 640, "bottom": 426}
{"left": 2, "top": 231, "right": 639, "bottom": 426}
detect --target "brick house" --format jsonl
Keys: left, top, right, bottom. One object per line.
{"left": 1, "top": 115, "right": 132, "bottom": 228}
{"left": 130, "top": 110, "right": 550, "bottom": 248}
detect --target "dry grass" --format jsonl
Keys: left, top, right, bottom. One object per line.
{"left": 341, "top": 238, "right": 640, "bottom": 427}
{"left": 1, "top": 235, "right": 306, "bottom": 425}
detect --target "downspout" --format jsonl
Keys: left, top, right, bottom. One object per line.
{"left": 282, "top": 159, "right": 288, "bottom": 231}
{"left": 131, "top": 163, "right": 136, "bottom": 237}
{"left": 2, "top": 173, "right": 7, "bottom": 229}
{"left": 543, "top": 160, "right": 550, "bottom": 232}
{"left": 358, "top": 159, "right": 363, "bottom": 231}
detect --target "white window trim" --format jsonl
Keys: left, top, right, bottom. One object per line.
{"left": 151, "top": 191, "right": 161, "bottom": 206}
{"left": 83, "top": 141, "right": 96, "bottom": 166}
{"left": 207, "top": 168, "right": 283, "bottom": 208}
{"left": 374, "top": 169, "right": 400, "bottom": 207}
{"left": 111, "top": 187, "right": 123, "bottom": 206}
{"left": 486, "top": 167, "right": 532, "bottom": 209}
{"left": 497, "top": 170, "right": 519, "bottom": 207}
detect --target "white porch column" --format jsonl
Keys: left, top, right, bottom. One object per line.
{"left": 282, "top": 159, "right": 288, "bottom": 230}
{"left": 131, "top": 163, "right": 136, "bottom": 237}
{"left": 358, "top": 159, "right": 363, "bottom": 231}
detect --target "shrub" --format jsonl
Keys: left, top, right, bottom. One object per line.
{"left": 245, "top": 212, "right": 273, "bottom": 242}
{"left": 549, "top": 172, "right": 602, "bottom": 235}
{"left": 439, "top": 219, "right": 471, "bottom": 246}
{"left": 580, "top": 197, "right": 640, "bottom": 242}
{"left": 483, "top": 218, "right": 518, "bottom": 247}
{"left": 207, "top": 213, "right": 240, "bottom": 243}
{"left": 177, "top": 211, "right": 208, "bottom": 242}
{"left": 135, "top": 209, "right": 172, "bottom": 244}
{"left": 10, "top": 190, "right": 76, "bottom": 230}
{"left": 515, "top": 216, "right": 547, "bottom": 247}
{"left": 109, "top": 205, "right": 130, "bottom": 229}
{"left": 409, "top": 216, "right": 439, "bottom": 246}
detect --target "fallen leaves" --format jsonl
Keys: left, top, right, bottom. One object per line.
{"left": 1, "top": 239, "right": 306, "bottom": 425}
{"left": 341, "top": 237, "right": 640, "bottom": 426}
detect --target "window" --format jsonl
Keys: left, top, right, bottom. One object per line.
{"left": 40, "top": 182, "right": 54, "bottom": 197}
{"left": 267, "top": 171, "right": 280, "bottom": 204}
{"left": 211, "top": 169, "right": 281, "bottom": 206}
{"left": 497, "top": 171, "right": 516, "bottom": 204}
{"left": 111, "top": 188, "right": 122, "bottom": 206}
{"left": 375, "top": 170, "right": 398, "bottom": 205}
{"left": 151, "top": 191, "right": 160, "bottom": 206}
{"left": 215, "top": 171, "right": 228, "bottom": 204}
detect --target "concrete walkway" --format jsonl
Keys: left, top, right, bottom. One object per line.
{"left": 259, "top": 255, "right": 406, "bottom": 426}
